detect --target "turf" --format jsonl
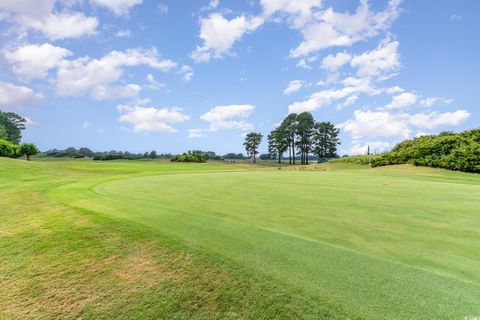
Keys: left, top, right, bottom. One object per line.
{"left": 1, "top": 158, "right": 479, "bottom": 319}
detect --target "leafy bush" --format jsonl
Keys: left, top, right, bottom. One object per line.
{"left": 370, "top": 129, "right": 480, "bottom": 173}
{"left": 170, "top": 153, "right": 205, "bottom": 163}
{"left": 330, "top": 155, "right": 381, "bottom": 166}
{"left": 0, "top": 138, "right": 19, "bottom": 158}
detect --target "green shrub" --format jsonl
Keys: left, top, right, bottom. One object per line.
{"left": 170, "top": 153, "right": 205, "bottom": 163}
{"left": 0, "top": 138, "right": 19, "bottom": 158}
{"left": 370, "top": 129, "right": 480, "bottom": 173}
{"left": 330, "top": 155, "right": 381, "bottom": 166}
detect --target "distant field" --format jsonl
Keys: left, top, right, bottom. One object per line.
{"left": 1, "top": 158, "right": 479, "bottom": 319}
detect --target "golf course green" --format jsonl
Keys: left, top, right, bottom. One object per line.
{"left": 1, "top": 158, "right": 479, "bottom": 319}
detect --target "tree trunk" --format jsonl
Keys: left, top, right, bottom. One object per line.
{"left": 288, "top": 144, "right": 292, "bottom": 164}
{"left": 26, "top": 154, "right": 30, "bottom": 161}
{"left": 253, "top": 148, "right": 256, "bottom": 163}
{"left": 292, "top": 137, "right": 296, "bottom": 164}
{"left": 278, "top": 152, "right": 281, "bottom": 164}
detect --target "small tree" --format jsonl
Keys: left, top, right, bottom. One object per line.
{"left": 243, "top": 132, "right": 263, "bottom": 163}
{"left": 149, "top": 150, "right": 157, "bottom": 159}
{"left": 313, "top": 121, "right": 340, "bottom": 162}
{"left": 19, "top": 143, "right": 39, "bottom": 161}
{"left": 268, "top": 128, "right": 288, "bottom": 164}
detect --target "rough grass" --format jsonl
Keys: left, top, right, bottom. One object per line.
{"left": 1, "top": 158, "right": 480, "bottom": 319}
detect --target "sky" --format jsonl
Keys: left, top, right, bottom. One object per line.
{"left": 0, "top": 0, "right": 478, "bottom": 155}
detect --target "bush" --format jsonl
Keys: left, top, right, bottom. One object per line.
{"left": 0, "top": 138, "right": 19, "bottom": 158}
{"left": 330, "top": 155, "right": 381, "bottom": 166}
{"left": 370, "top": 129, "right": 480, "bottom": 173}
{"left": 170, "top": 153, "right": 205, "bottom": 163}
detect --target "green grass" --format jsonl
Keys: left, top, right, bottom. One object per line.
{"left": 1, "top": 158, "right": 480, "bottom": 319}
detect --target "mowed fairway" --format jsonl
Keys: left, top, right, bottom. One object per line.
{"left": 2, "top": 158, "right": 480, "bottom": 319}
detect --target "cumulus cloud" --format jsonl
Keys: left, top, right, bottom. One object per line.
{"left": 321, "top": 52, "right": 352, "bottom": 72}
{"left": 339, "top": 109, "right": 471, "bottom": 140}
{"left": 261, "top": 0, "right": 322, "bottom": 28}
{"left": 0, "top": 81, "right": 44, "bottom": 112}
{"left": 179, "top": 65, "right": 194, "bottom": 81}
{"left": 29, "top": 12, "right": 98, "bottom": 40}
{"left": 407, "top": 110, "right": 470, "bottom": 129}
{"left": 289, "top": 39, "right": 401, "bottom": 113}
{"left": 91, "top": 0, "right": 143, "bottom": 15}
{"left": 288, "top": 76, "right": 375, "bottom": 113}
{"left": 55, "top": 48, "right": 177, "bottom": 100}
{"left": 385, "top": 92, "right": 418, "bottom": 109}
{"left": 283, "top": 80, "right": 305, "bottom": 95}
{"left": 117, "top": 104, "right": 190, "bottom": 133}
{"left": 4, "top": 43, "right": 72, "bottom": 79}
{"left": 191, "top": 13, "right": 263, "bottom": 62}
{"left": 289, "top": 0, "right": 401, "bottom": 58}
{"left": 350, "top": 40, "right": 400, "bottom": 80}
{"left": 0, "top": 1, "right": 99, "bottom": 40}
{"left": 200, "top": 104, "right": 255, "bottom": 131}
{"left": 339, "top": 109, "right": 411, "bottom": 139}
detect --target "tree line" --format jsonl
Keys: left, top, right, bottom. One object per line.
{"left": 0, "top": 110, "right": 39, "bottom": 160}
{"left": 244, "top": 111, "right": 340, "bottom": 164}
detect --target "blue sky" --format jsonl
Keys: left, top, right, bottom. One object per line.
{"left": 0, "top": 0, "right": 478, "bottom": 155}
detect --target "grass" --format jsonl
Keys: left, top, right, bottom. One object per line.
{"left": 1, "top": 158, "right": 480, "bottom": 319}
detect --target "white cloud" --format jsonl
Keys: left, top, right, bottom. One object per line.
{"left": 336, "top": 95, "right": 358, "bottom": 110}
{"left": 350, "top": 40, "right": 400, "bottom": 80}
{"left": 349, "top": 141, "right": 390, "bottom": 155}
{"left": 261, "top": 0, "right": 322, "bottom": 28}
{"left": 29, "top": 13, "right": 98, "bottom": 40}
{"left": 386, "top": 86, "right": 404, "bottom": 94}
{"left": 191, "top": 13, "right": 263, "bottom": 62}
{"left": 4, "top": 43, "right": 72, "bottom": 79}
{"left": 0, "top": 0, "right": 98, "bottom": 40}
{"left": 201, "top": 0, "right": 220, "bottom": 11}
{"left": 288, "top": 76, "right": 375, "bottom": 113}
{"left": 0, "top": 81, "right": 44, "bottom": 112}
{"left": 407, "top": 110, "right": 470, "bottom": 129}
{"left": 449, "top": 14, "right": 462, "bottom": 21}
{"left": 179, "top": 65, "right": 194, "bottom": 81}
{"left": 289, "top": 0, "right": 401, "bottom": 57}
{"left": 339, "top": 109, "right": 411, "bottom": 139}
{"left": 116, "top": 29, "right": 132, "bottom": 37}
{"left": 385, "top": 92, "right": 418, "bottom": 109}
{"left": 55, "top": 48, "right": 177, "bottom": 100}
{"left": 200, "top": 104, "right": 255, "bottom": 131}
{"left": 157, "top": 3, "right": 168, "bottom": 14}
{"left": 83, "top": 121, "right": 93, "bottom": 129}
{"left": 187, "top": 128, "right": 204, "bottom": 138}
{"left": 91, "top": 0, "right": 143, "bottom": 15}
{"left": 321, "top": 52, "right": 352, "bottom": 72}
{"left": 283, "top": 80, "right": 304, "bottom": 95}
{"left": 339, "top": 109, "right": 471, "bottom": 140}
{"left": 420, "top": 97, "right": 453, "bottom": 107}
{"left": 117, "top": 104, "right": 190, "bottom": 133}
{"left": 146, "top": 74, "right": 165, "bottom": 90}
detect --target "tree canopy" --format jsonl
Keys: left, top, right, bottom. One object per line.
{"left": 244, "top": 132, "right": 263, "bottom": 163}
{"left": 268, "top": 112, "right": 340, "bottom": 164}
{"left": 0, "top": 111, "right": 27, "bottom": 144}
